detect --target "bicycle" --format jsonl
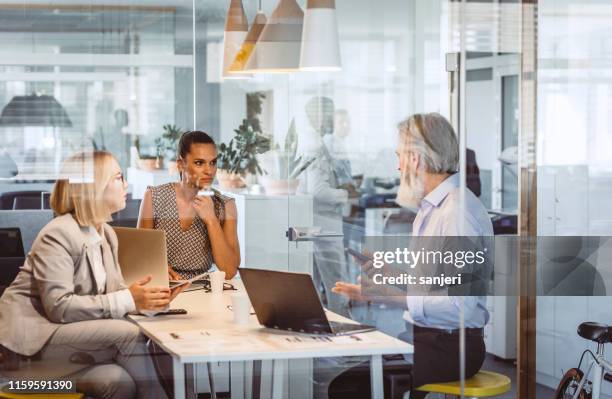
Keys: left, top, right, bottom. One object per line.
{"left": 554, "top": 322, "right": 612, "bottom": 399}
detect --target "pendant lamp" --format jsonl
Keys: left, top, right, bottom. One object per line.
{"left": 300, "top": 0, "right": 341, "bottom": 71}
{"left": 222, "top": 0, "right": 249, "bottom": 79}
{"left": 244, "top": 0, "right": 304, "bottom": 73}
{"left": 0, "top": 94, "right": 72, "bottom": 127}
{"left": 228, "top": 5, "right": 268, "bottom": 75}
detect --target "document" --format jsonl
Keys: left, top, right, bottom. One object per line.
{"left": 160, "top": 328, "right": 269, "bottom": 353}
{"left": 269, "top": 333, "right": 376, "bottom": 348}
{"left": 169, "top": 272, "right": 208, "bottom": 289}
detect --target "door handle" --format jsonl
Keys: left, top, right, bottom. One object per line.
{"left": 286, "top": 227, "right": 343, "bottom": 242}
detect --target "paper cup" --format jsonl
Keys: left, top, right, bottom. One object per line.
{"left": 231, "top": 293, "right": 251, "bottom": 325}
{"left": 210, "top": 270, "right": 225, "bottom": 294}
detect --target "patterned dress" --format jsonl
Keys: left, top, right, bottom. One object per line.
{"left": 149, "top": 183, "right": 229, "bottom": 279}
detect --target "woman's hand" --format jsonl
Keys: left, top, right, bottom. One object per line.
{"left": 168, "top": 266, "right": 180, "bottom": 281}
{"left": 169, "top": 283, "right": 189, "bottom": 301}
{"left": 128, "top": 275, "right": 171, "bottom": 311}
{"left": 192, "top": 195, "right": 217, "bottom": 224}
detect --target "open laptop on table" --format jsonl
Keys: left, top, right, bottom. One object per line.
{"left": 113, "top": 227, "right": 208, "bottom": 292}
{"left": 114, "top": 227, "right": 170, "bottom": 288}
{"left": 240, "top": 268, "right": 375, "bottom": 336}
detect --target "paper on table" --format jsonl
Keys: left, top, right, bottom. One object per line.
{"left": 269, "top": 333, "right": 377, "bottom": 348}
{"left": 160, "top": 328, "right": 270, "bottom": 352}
{"left": 160, "top": 328, "right": 262, "bottom": 343}
{"left": 161, "top": 330, "right": 216, "bottom": 341}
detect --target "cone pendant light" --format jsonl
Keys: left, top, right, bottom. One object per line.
{"left": 244, "top": 0, "right": 304, "bottom": 73}
{"left": 222, "top": 0, "right": 249, "bottom": 79}
{"left": 300, "top": 0, "right": 341, "bottom": 71}
{"left": 228, "top": 4, "right": 267, "bottom": 75}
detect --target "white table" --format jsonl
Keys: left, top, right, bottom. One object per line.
{"left": 130, "top": 281, "right": 413, "bottom": 399}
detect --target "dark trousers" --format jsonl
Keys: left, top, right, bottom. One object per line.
{"left": 329, "top": 325, "right": 486, "bottom": 399}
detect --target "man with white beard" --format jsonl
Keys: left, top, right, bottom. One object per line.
{"left": 329, "top": 113, "right": 493, "bottom": 399}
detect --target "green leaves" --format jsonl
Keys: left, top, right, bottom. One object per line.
{"left": 156, "top": 124, "right": 184, "bottom": 160}
{"left": 217, "top": 119, "right": 271, "bottom": 176}
{"left": 259, "top": 118, "right": 315, "bottom": 180}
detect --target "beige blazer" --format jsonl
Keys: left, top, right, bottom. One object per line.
{"left": 0, "top": 214, "right": 127, "bottom": 356}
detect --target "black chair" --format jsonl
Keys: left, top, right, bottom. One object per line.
{"left": 13, "top": 197, "right": 42, "bottom": 210}
{"left": 0, "top": 228, "right": 25, "bottom": 295}
{"left": 0, "top": 191, "right": 48, "bottom": 210}
{"left": 109, "top": 196, "right": 142, "bottom": 228}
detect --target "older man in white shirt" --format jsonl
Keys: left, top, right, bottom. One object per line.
{"left": 331, "top": 113, "right": 493, "bottom": 399}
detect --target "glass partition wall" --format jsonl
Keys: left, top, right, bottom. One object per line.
{"left": 5, "top": 0, "right": 609, "bottom": 398}
{"left": 536, "top": 1, "right": 612, "bottom": 399}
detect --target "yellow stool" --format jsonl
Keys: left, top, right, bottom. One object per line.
{"left": 0, "top": 392, "right": 82, "bottom": 399}
{"left": 416, "top": 371, "right": 511, "bottom": 398}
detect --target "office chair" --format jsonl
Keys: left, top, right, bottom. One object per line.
{"left": 0, "top": 228, "right": 25, "bottom": 295}
{"left": 0, "top": 191, "right": 48, "bottom": 210}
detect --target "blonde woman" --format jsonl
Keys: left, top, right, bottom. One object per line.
{"left": 0, "top": 151, "right": 181, "bottom": 399}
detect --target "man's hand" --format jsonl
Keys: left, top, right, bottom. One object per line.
{"left": 128, "top": 275, "right": 171, "bottom": 311}
{"left": 192, "top": 195, "right": 217, "bottom": 224}
{"left": 332, "top": 280, "right": 369, "bottom": 302}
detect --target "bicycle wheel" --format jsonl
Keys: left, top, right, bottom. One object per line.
{"left": 554, "top": 368, "right": 591, "bottom": 399}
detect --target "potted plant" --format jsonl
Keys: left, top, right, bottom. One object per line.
{"left": 217, "top": 119, "right": 271, "bottom": 190}
{"left": 135, "top": 137, "right": 164, "bottom": 171}
{"left": 159, "top": 124, "right": 183, "bottom": 175}
{"left": 258, "top": 119, "right": 316, "bottom": 195}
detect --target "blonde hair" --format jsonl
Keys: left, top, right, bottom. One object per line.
{"left": 397, "top": 113, "right": 459, "bottom": 174}
{"left": 50, "top": 151, "right": 117, "bottom": 226}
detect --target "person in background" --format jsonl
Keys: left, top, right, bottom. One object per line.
{"left": 300, "top": 97, "right": 352, "bottom": 317}
{"left": 324, "top": 109, "right": 358, "bottom": 194}
{"left": 466, "top": 148, "right": 482, "bottom": 198}
{"left": 331, "top": 113, "right": 492, "bottom": 399}
{"left": 138, "top": 130, "right": 240, "bottom": 280}
{"left": 0, "top": 151, "right": 182, "bottom": 399}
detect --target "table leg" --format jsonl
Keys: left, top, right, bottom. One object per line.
{"left": 370, "top": 354, "right": 383, "bottom": 399}
{"left": 173, "top": 357, "right": 186, "bottom": 399}
{"left": 186, "top": 364, "right": 197, "bottom": 399}
{"left": 230, "top": 361, "right": 245, "bottom": 399}
{"left": 252, "top": 360, "right": 262, "bottom": 399}
{"left": 271, "top": 359, "right": 286, "bottom": 399}
{"left": 207, "top": 362, "right": 217, "bottom": 399}
{"left": 245, "top": 360, "right": 254, "bottom": 399}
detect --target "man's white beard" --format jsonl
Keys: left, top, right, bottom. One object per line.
{"left": 395, "top": 167, "right": 425, "bottom": 208}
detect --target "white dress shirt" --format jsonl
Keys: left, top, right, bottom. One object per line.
{"left": 86, "top": 226, "right": 136, "bottom": 319}
{"left": 403, "top": 173, "right": 493, "bottom": 329}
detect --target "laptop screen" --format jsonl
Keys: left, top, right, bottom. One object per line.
{"left": 239, "top": 268, "right": 333, "bottom": 334}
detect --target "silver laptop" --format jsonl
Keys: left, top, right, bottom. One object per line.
{"left": 113, "top": 227, "right": 169, "bottom": 288}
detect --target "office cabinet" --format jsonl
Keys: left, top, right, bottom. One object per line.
{"left": 484, "top": 296, "right": 517, "bottom": 360}
{"left": 222, "top": 192, "right": 314, "bottom": 275}
{"left": 537, "top": 165, "right": 589, "bottom": 236}
{"left": 127, "top": 167, "right": 176, "bottom": 199}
